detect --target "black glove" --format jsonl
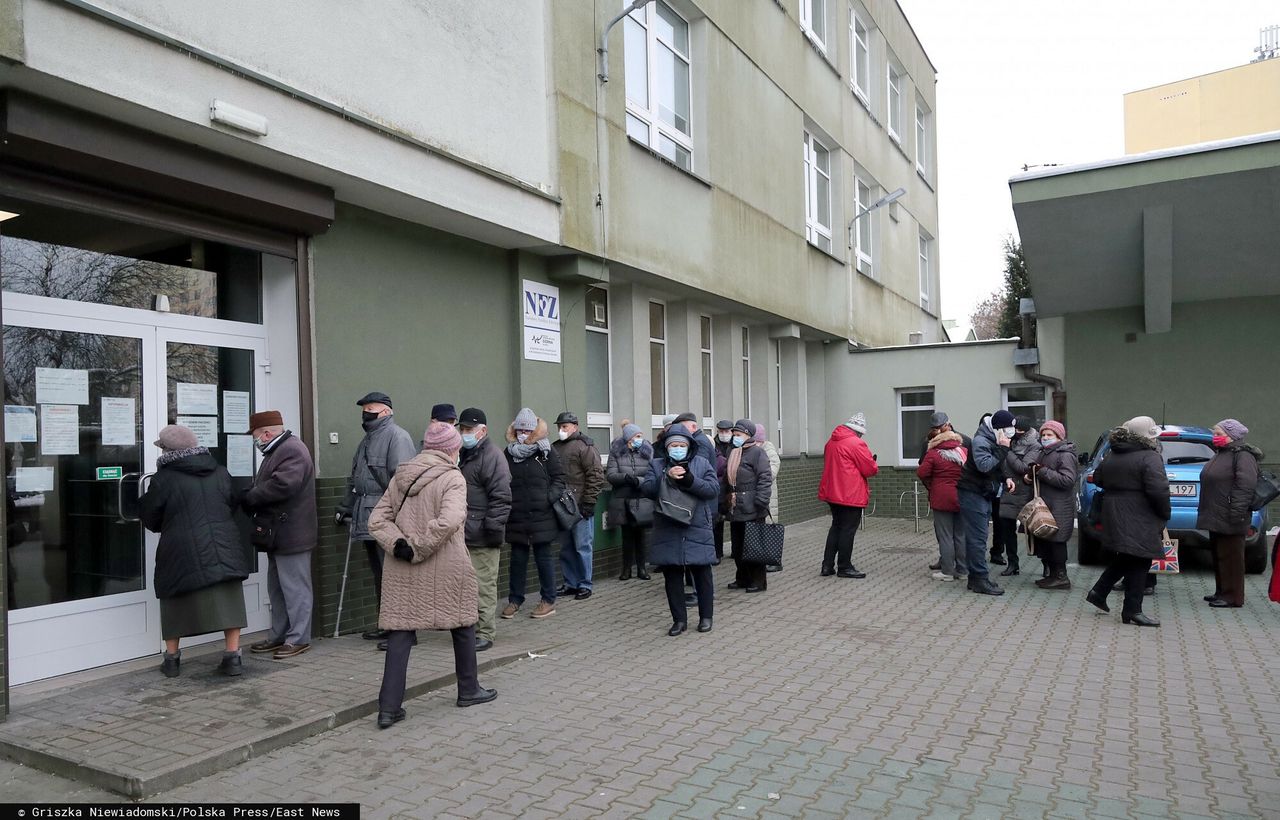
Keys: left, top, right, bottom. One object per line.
{"left": 393, "top": 538, "right": 414, "bottom": 562}
{"left": 627, "top": 474, "right": 642, "bottom": 488}
{"left": 580, "top": 508, "right": 593, "bottom": 520}
{"left": 335, "top": 512, "right": 350, "bottom": 527}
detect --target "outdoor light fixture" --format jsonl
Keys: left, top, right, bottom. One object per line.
{"left": 599, "top": 0, "right": 651, "bottom": 83}
{"left": 846, "top": 187, "right": 905, "bottom": 247}
{"left": 210, "top": 100, "right": 268, "bottom": 137}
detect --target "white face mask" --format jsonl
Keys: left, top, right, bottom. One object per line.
{"left": 516, "top": 432, "right": 531, "bottom": 444}
{"left": 558, "top": 429, "right": 571, "bottom": 441}
{"left": 718, "top": 433, "right": 732, "bottom": 443}
{"left": 1002, "top": 427, "right": 1017, "bottom": 437}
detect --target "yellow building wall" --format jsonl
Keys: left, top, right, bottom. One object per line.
{"left": 1124, "top": 59, "right": 1280, "bottom": 154}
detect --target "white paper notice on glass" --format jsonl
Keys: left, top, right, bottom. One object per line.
{"left": 226, "top": 434, "right": 255, "bottom": 477}
{"left": 101, "top": 397, "right": 136, "bottom": 446}
{"left": 15, "top": 466, "right": 55, "bottom": 493}
{"left": 35, "top": 368, "right": 89, "bottom": 405}
{"left": 176, "top": 383, "right": 219, "bottom": 416}
{"left": 177, "top": 416, "right": 219, "bottom": 448}
{"left": 223, "top": 391, "right": 251, "bottom": 434}
{"left": 40, "top": 404, "right": 80, "bottom": 455}
{"left": 4, "top": 405, "right": 38, "bottom": 443}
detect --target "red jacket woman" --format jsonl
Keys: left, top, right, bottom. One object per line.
{"left": 819, "top": 424, "right": 879, "bottom": 507}
{"left": 916, "top": 432, "right": 967, "bottom": 512}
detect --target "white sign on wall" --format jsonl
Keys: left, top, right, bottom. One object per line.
{"left": 522, "top": 279, "right": 561, "bottom": 363}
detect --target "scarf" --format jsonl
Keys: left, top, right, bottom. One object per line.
{"left": 506, "top": 438, "right": 551, "bottom": 462}
{"left": 157, "top": 446, "right": 209, "bottom": 468}
{"left": 726, "top": 441, "right": 754, "bottom": 490}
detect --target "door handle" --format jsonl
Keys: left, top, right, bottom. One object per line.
{"left": 116, "top": 472, "right": 147, "bottom": 523}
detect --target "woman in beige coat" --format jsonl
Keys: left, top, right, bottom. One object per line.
{"left": 368, "top": 422, "right": 497, "bottom": 729}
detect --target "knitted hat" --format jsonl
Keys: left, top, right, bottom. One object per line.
{"left": 664, "top": 431, "right": 692, "bottom": 447}
{"left": 843, "top": 413, "right": 867, "bottom": 434}
{"left": 423, "top": 420, "right": 462, "bottom": 452}
{"left": 1123, "top": 415, "right": 1160, "bottom": 442}
{"left": 512, "top": 407, "right": 537, "bottom": 431}
{"left": 661, "top": 414, "right": 678, "bottom": 427}
{"left": 753, "top": 424, "right": 767, "bottom": 443}
{"left": 991, "top": 410, "right": 1016, "bottom": 429}
{"left": 1014, "top": 416, "right": 1034, "bottom": 432}
{"left": 733, "top": 418, "right": 757, "bottom": 437}
{"left": 248, "top": 410, "right": 283, "bottom": 431}
{"left": 154, "top": 424, "right": 198, "bottom": 451}
{"left": 622, "top": 423, "right": 642, "bottom": 441}
{"left": 1040, "top": 420, "right": 1066, "bottom": 440}
{"left": 1217, "top": 418, "right": 1249, "bottom": 441}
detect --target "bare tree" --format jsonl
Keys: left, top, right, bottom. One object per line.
{"left": 969, "top": 290, "right": 1003, "bottom": 340}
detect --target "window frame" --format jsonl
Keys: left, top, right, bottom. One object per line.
{"left": 741, "top": 326, "right": 751, "bottom": 419}
{"left": 915, "top": 101, "right": 930, "bottom": 178}
{"left": 774, "top": 338, "right": 784, "bottom": 452}
{"left": 800, "top": 0, "right": 827, "bottom": 52}
{"left": 803, "top": 130, "right": 833, "bottom": 252}
{"left": 887, "top": 61, "right": 903, "bottom": 143}
{"left": 1001, "top": 384, "right": 1050, "bottom": 429}
{"left": 896, "top": 387, "right": 936, "bottom": 467}
{"left": 850, "top": 7, "right": 871, "bottom": 104}
{"left": 918, "top": 231, "right": 931, "bottom": 313}
{"left": 624, "top": 1, "right": 695, "bottom": 172}
{"left": 699, "top": 314, "right": 714, "bottom": 428}
{"left": 584, "top": 285, "right": 614, "bottom": 432}
{"left": 854, "top": 176, "right": 874, "bottom": 276}
{"left": 648, "top": 299, "right": 669, "bottom": 429}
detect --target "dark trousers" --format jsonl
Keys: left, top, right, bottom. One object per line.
{"left": 378, "top": 625, "right": 479, "bottom": 713}
{"left": 713, "top": 518, "right": 725, "bottom": 560}
{"left": 663, "top": 565, "right": 713, "bottom": 624}
{"left": 1211, "top": 531, "right": 1246, "bottom": 606}
{"left": 1091, "top": 553, "right": 1151, "bottom": 617}
{"left": 730, "top": 521, "right": 767, "bottom": 590}
{"left": 957, "top": 489, "right": 993, "bottom": 581}
{"left": 1034, "top": 538, "right": 1069, "bottom": 574}
{"left": 508, "top": 541, "right": 556, "bottom": 605}
{"left": 822, "top": 503, "right": 864, "bottom": 571}
{"left": 620, "top": 526, "right": 648, "bottom": 573}
{"left": 988, "top": 498, "right": 1004, "bottom": 558}
{"left": 364, "top": 540, "right": 384, "bottom": 605}
{"left": 993, "top": 517, "right": 1019, "bottom": 569}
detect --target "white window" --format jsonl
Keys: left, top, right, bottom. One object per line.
{"left": 896, "top": 388, "right": 935, "bottom": 466}
{"left": 850, "top": 9, "right": 871, "bottom": 103}
{"left": 915, "top": 102, "right": 930, "bottom": 177}
{"left": 887, "top": 62, "right": 902, "bottom": 142}
{"left": 854, "top": 177, "right": 874, "bottom": 276}
{"left": 800, "top": 0, "right": 826, "bottom": 51}
{"left": 648, "top": 300, "right": 668, "bottom": 428}
{"left": 1003, "top": 384, "right": 1050, "bottom": 429}
{"left": 700, "top": 315, "right": 713, "bottom": 427}
{"left": 585, "top": 287, "right": 613, "bottom": 435}
{"left": 918, "top": 232, "right": 931, "bottom": 312}
{"left": 803, "top": 131, "right": 832, "bottom": 252}
{"left": 624, "top": 1, "right": 693, "bottom": 172}
{"left": 741, "top": 326, "right": 751, "bottom": 418}
{"left": 774, "top": 339, "right": 784, "bottom": 451}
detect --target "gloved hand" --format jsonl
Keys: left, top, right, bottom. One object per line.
{"left": 335, "top": 512, "right": 350, "bottom": 527}
{"left": 627, "top": 474, "right": 641, "bottom": 487}
{"left": 580, "top": 509, "right": 593, "bottom": 520}
{"left": 393, "top": 538, "right": 414, "bottom": 562}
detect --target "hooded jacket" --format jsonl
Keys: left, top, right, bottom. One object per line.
{"left": 503, "top": 418, "right": 567, "bottom": 546}
{"left": 640, "top": 453, "right": 719, "bottom": 566}
{"left": 999, "top": 430, "right": 1043, "bottom": 520}
{"left": 336, "top": 414, "right": 418, "bottom": 540}
{"left": 957, "top": 422, "right": 1006, "bottom": 499}
{"left": 367, "top": 450, "right": 479, "bottom": 631}
{"left": 818, "top": 425, "right": 879, "bottom": 508}
{"left": 458, "top": 435, "right": 512, "bottom": 547}
{"left": 1031, "top": 440, "right": 1078, "bottom": 543}
{"left": 605, "top": 436, "right": 655, "bottom": 529}
{"left": 142, "top": 449, "right": 252, "bottom": 599}
{"left": 917, "top": 431, "right": 966, "bottom": 512}
{"left": 1093, "top": 428, "right": 1171, "bottom": 559}
{"left": 1197, "top": 440, "right": 1263, "bottom": 535}
{"left": 552, "top": 430, "right": 606, "bottom": 514}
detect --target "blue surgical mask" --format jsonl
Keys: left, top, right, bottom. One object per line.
{"left": 732, "top": 435, "right": 746, "bottom": 448}
{"left": 461, "top": 433, "right": 479, "bottom": 449}
{"left": 629, "top": 437, "right": 643, "bottom": 450}
{"left": 667, "top": 447, "right": 688, "bottom": 461}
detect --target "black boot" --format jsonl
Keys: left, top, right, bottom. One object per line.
{"left": 161, "top": 651, "right": 180, "bottom": 678}
{"left": 635, "top": 541, "right": 651, "bottom": 580}
{"left": 620, "top": 543, "right": 634, "bottom": 580}
{"left": 1040, "top": 567, "right": 1071, "bottom": 590}
{"left": 618, "top": 566, "right": 632, "bottom": 581}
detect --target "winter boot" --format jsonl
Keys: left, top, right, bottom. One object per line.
{"left": 161, "top": 651, "right": 180, "bottom": 678}
{"left": 1040, "top": 567, "right": 1071, "bottom": 590}
{"left": 635, "top": 541, "right": 651, "bottom": 580}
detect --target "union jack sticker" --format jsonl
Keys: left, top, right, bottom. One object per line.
{"left": 1150, "top": 540, "right": 1180, "bottom": 574}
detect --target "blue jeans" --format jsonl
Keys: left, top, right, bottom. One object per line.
{"left": 957, "top": 488, "right": 993, "bottom": 582}
{"left": 559, "top": 515, "right": 595, "bottom": 591}
{"left": 508, "top": 542, "right": 556, "bottom": 605}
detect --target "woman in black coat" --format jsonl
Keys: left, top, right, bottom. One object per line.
{"left": 1086, "top": 416, "right": 1169, "bottom": 626}
{"left": 724, "top": 419, "right": 774, "bottom": 593}
{"left": 140, "top": 425, "right": 251, "bottom": 677}
{"left": 1198, "top": 418, "right": 1261, "bottom": 608}
{"left": 1027, "top": 420, "right": 1077, "bottom": 591}
{"left": 501, "top": 409, "right": 566, "bottom": 620}
{"left": 606, "top": 423, "right": 654, "bottom": 580}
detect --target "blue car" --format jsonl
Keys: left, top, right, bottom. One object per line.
{"left": 1077, "top": 425, "right": 1268, "bottom": 573}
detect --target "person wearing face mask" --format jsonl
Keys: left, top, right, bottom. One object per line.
{"left": 724, "top": 419, "right": 775, "bottom": 593}
{"left": 752, "top": 423, "right": 784, "bottom": 572}
{"left": 818, "top": 413, "right": 879, "bottom": 578}
{"left": 552, "top": 412, "right": 606, "bottom": 600}
{"left": 606, "top": 423, "right": 655, "bottom": 580}
{"left": 713, "top": 420, "right": 734, "bottom": 561}
{"left": 1024, "top": 420, "right": 1078, "bottom": 590}
{"left": 457, "top": 408, "right": 512, "bottom": 651}
{"left": 996, "top": 417, "right": 1042, "bottom": 578}
{"left": 955, "top": 410, "right": 1015, "bottom": 596}
{"left": 242, "top": 411, "right": 317, "bottom": 658}
{"left": 335, "top": 392, "right": 418, "bottom": 649}
{"left": 501, "top": 408, "right": 565, "bottom": 620}
{"left": 641, "top": 430, "right": 720, "bottom": 635}
{"left": 1197, "top": 418, "right": 1262, "bottom": 608}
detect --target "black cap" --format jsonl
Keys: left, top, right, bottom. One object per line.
{"left": 459, "top": 407, "right": 487, "bottom": 426}
{"left": 1014, "top": 415, "right": 1033, "bottom": 432}
{"left": 715, "top": 419, "right": 734, "bottom": 431}
{"left": 357, "top": 391, "right": 393, "bottom": 408}
{"left": 430, "top": 403, "right": 457, "bottom": 422}
{"left": 555, "top": 411, "right": 579, "bottom": 426}
{"left": 673, "top": 412, "right": 698, "bottom": 425}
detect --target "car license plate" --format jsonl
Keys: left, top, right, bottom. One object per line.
{"left": 1171, "top": 483, "right": 1197, "bottom": 497}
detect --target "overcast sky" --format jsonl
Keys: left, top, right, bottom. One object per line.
{"left": 895, "top": 0, "right": 1278, "bottom": 325}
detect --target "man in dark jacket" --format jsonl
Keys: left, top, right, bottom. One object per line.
{"left": 243, "top": 410, "right": 317, "bottom": 659}
{"left": 956, "top": 409, "right": 1014, "bottom": 596}
{"left": 553, "top": 412, "right": 606, "bottom": 600}
{"left": 712, "top": 420, "right": 734, "bottom": 560}
{"left": 335, "top": 392, "right": 417, "bottom": 646}
{"left": 459, "top": 407, "right": 512, "bottom": 650}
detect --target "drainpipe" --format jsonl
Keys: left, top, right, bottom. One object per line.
{"left": 1016, "top": 299, "right": 1066, "bottom": 422}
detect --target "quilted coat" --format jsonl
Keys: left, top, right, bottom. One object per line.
{"left": 999, "top": 430, "right": 1042, "bottom": 520}
{"left": 1093, "top": 428, "right": 1171, "bottom": 560}
{"left": 1028, "top": 440, "right": 1078, "bottom": 543}
{"left": 1197, "top": 441, "right": 1262, "bottom": 535}
{"left": 916, "top": 432, "right": 967, "bottom": 513}
{"left": 640, "top": 453, "right": 719, "bottom": 566}
{"left": 503, "top": 418, "right": 567, "bottom": 546}
{"left": 818, "top": 425, "right": 878, "bottom": 508}
{"left": 368, "top": 449, "right": 479, "bottom": 632}
{"left": 605, "top": 436, "right": 654, "bottom": 529}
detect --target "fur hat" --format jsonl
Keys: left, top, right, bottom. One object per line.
{"left": 1217, "top": 418, "right": 1249, "bottom": 441}
{"left": 154, "top": 424, "right": 199, "bottom": 451}
{"left": 843, "top": 413, "right": 867, "bottom": 434}
{"left": 1039, "top": 420, "right": 1066, "bottom": 441}
{"left": 1123, "top": 415, "right": 1160, "bottom": 442}
{"left": 423, "top": 420, "right": 462, "bottom": 452}
{"left": 512, "top": 407, "right": 538, "bottom": 431}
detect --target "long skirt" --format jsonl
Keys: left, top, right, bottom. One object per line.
{"left": 160, "top": 579, "right": 248, "bottom": 640}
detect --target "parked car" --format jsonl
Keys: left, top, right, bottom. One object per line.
{"left": 1077, "top": 425, "right": 1268, "bottom": 573}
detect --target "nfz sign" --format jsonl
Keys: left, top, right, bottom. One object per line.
{"left": 522, "top": 279, "right": 562, "bottom": 363}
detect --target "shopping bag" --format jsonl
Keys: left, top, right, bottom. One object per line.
{"left": 1150, "top": 529, "right": 1180, "bottom": 574}
{"left": 1017, "top": 473, "right": 1059, "bottom": 539}
{"left": 742, "top": 517, "right": 785, "bottom": 564}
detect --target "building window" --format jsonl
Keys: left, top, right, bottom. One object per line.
{"left": 897, "top": 388, "right": 935, "bottom": 466}
{"left": 774, "top": 339, "right": 784, "bottom": 451}
{"left": 887, "top": 62, "right": 902, "bottom": 142}
{"left": 741, "top": 326, "right": 751, "bottom": 418}
{"left": 624, "top": 1, "right": 693, "bottom": 171}
{"left": 915, "top": 102, "right": 930, "bottom": 178}
{"left": 800, "top": 0, "right": 826, "bottom": 51}
{"left": 918, "top": 232, "right": 931, "bottom": 312}
{"left": 850, "top": 9, "right": 871, "bottom": 103}
{"left": 854, "top": 177, "right": 874, "bottom": 276}
{"left": 803, "top": 131, "right": 832, "bottom": 252}
{"left": 700, "top": 315, "right": 713, "bottom": 426}
{"left": 585, "top": 287, "right": 613, "bottom": 435}
{"left": 649, "top": 300, "right": 667, "bottom": 426}
{"left": 1003, "top": 384, "right": 1050, "bottom": 428}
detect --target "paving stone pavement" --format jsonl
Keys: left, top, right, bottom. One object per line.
{"left": 3, "top": 515, "right": 1279, "bottom": 819}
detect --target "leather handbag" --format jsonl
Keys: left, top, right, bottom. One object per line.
{"left": 656, "top": 478, "right": 696, "bottom": 525}
{"left": 1017, "top": 472, "right": 1060, "bottom": 539}
{"left": 250, "top": 509, "right": 285, "bottom": 552}
{"left": 551, "top": 488, "right": 580, "bottom": 531}
{"left": 742, "top": 515, "right": 785, "bottom": 565}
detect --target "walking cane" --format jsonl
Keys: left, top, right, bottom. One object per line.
{"left": 334, "top": 530, "right": 355, "bottom": 638}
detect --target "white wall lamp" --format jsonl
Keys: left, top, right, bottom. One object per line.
{"left": 846, "top": 187, "right": 905, "bottom": 248}
{"left": 210, "top": 100, "right": 268, "bottom": 137}
{"left": 598, "top": 0, "right": 651, "bottom": 83}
